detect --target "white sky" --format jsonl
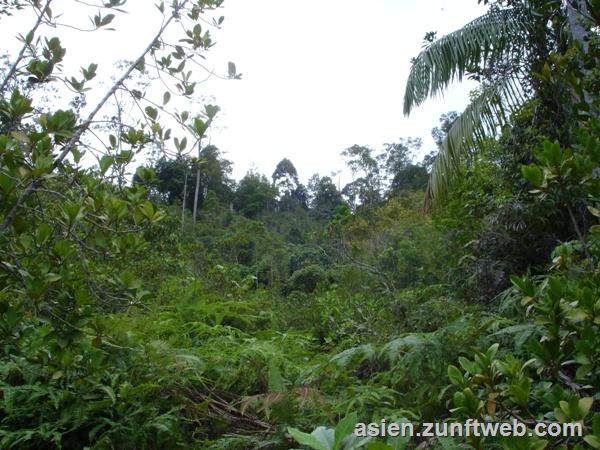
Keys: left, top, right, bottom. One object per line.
{"left": 1, "top": 0, "right": 487, "bottom": 185}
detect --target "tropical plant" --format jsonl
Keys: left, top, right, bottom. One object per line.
{"left": 404, "top": 5, "right": 529, "bottom": 204}
{"left": 403, "top": 0, "right": 595, "bottom": 205}
{"left": 288, "top": 413, "right": 372, "bottom": 450}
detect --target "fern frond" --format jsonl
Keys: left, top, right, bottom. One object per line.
{"left": 330, "top": 344, "right": 376, "bottom": 367}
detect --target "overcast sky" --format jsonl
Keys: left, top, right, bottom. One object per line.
{"left": 2, "top": 0, "right": 487, "bottom": 184}
{"left": 207, "top": 0, "right": 488, "bottom": 183}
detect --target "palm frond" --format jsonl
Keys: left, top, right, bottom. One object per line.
{"left": 404, "top": 8, "right": 527, "bottom": 115}
{"left": 425, "top": 73, "right": 528, "bottom": 207}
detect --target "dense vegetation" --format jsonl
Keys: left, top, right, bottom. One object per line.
{"left": 1, "top": 0, "right": 600, "bottom": 449}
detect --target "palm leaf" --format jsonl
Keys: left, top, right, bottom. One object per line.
{"left": 403, "top": 8, "right": 528, "bottom": 115}
{"left": 402, "top": 7, "right": 533, "bottom": 207}
{"left": 425, "top": 73, "right": 528, "bottom": 206}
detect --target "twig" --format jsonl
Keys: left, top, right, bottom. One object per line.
{"left": 0, "top": 0, "right": 52, "bottom": 95}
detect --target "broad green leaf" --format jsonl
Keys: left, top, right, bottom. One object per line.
{"left": 0, "top": 172, "right": 15, "bottom": 192}
{"left": 334, "top": 412, "right": 358, "bottom": 450}
{"left": 579, "top": 397, "right": 594, "bottom": 417}
{"left": 193, "top": 118, "right": 208, "bottom": 136}
{"left": 487, "top": 343, "right": 500, "bottom": 359}
{"left": 288, "top": 427, "right": 330, "bottom": 450}
{"left": 521, "top": 164, "right": 543, "bottom": 187}
{"left": 145, "top": 106, "right": 158, "bottom": 120}
{"left": 205, "top": 104, "right": 220, "bottom": 120}
{"left": 593, "top": 413, "right": 600, "bottom": 436}
{"left": 135, "top": 166, "right": 155, "bottom": 182}
{"left": 588, "top": 206, "right": 600, "bottom": 218}
{"left": 99, "top": 155, "right": 114, "bottom": 174}
{"left": 63, "top": 202, "right": 84, "bottom": 224}
{"left": 447, "top": 365, "right": 464, "bottom": 386}
{"left": 36, "top": 223, "right": 52, "bottom": 244}
{"left": 458, "top": 357, "right": 480, "bottom": 374}
{"left": 585, "top": 435, "right": 600, "bottom": 449}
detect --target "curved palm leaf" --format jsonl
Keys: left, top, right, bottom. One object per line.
{"left": 402, "top": 6, "right": 533, "bottom": 207}
{"left": 404, "top": 8, "right": 528, "bottom": 115}
{"left": 424, "top": 73, "right": 528, "bottom": 207}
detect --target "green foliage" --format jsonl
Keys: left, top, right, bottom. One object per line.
{"left": 273, "top": 158, "right": 308, "bottom": 211}
{"left": 404, "top": 7, "right": 530, "bottom": 203}
{"left": 288, "top": 412, "right": 373, "bottom": 450}
{"left": 288, "top": 264, "right": 328, "bottom": 293}
{"left": 233, "top": 171, "right": 278, "bottom": 218}
{"left": 2, "top": 1, "right": 600, "bottom": 449}
{"left": 309, "top": 175, "right": 346, "bottom": 220}
{"left": 435, "top": 48, "right": 600, "bottom": 447}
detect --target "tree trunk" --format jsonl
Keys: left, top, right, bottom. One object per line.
{"left": 565, "top": 0, "right": 593, "bottom": 106}
{"left": 192, "top": 167, "right": 201, "bottom": 223}
{"left": 566, "top": 0, "right": 590, "bottom": 54}
{"left": 181, "top": 169, "right": 188, "bottom": 232}
{"left": 192, "top": 138, "right": 204, "bottom": 224}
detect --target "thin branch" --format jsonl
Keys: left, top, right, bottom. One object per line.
{"left": 0, "top": 0, "right": 190, "bottom": 234}
{"left": 74, "top": 0, "right": 129, "bottom": 12}
{"left": 0, "top": 0, "right": 53, "bottom": 95}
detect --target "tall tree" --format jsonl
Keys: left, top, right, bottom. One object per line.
{"left": 145, "top": 156, "right": 192, "bottom": 205}
{"left": 195, "top": 144, "right": 234, "bottom": 209}
{"left": 144, "top": 145, "right": 232, "bottom": 213}
{"left": 272, "top": 158, "right": 299, "bottom": 192}
{"left": 308, "top": 174, "right": 345, "bottom": 219}
{"left": 234, "top": 171, "right": 277, "bottom": 218}
{"left": 272, "top": 158, "right": 308, "bottom": 211}
{"left": 191, "top": 105, "right": 220, "bottom": 223}
{"left": 341, "top": 145, "right": 382, "bottom": 209}
{"left": 381, "top": 138, "right": 429, "bottom": 194}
